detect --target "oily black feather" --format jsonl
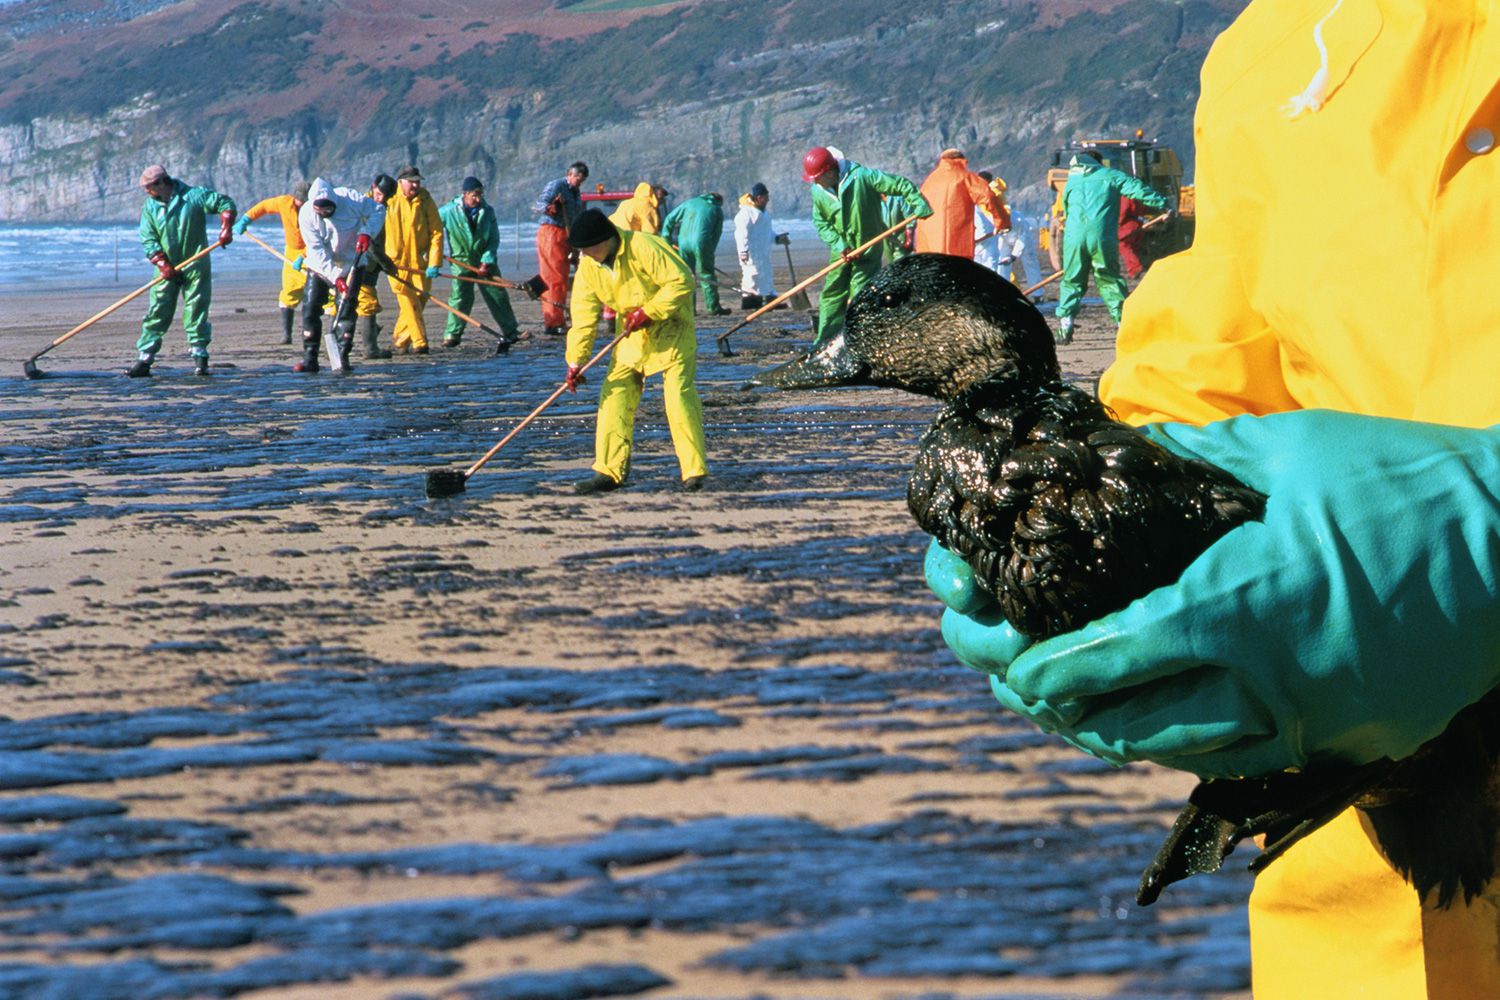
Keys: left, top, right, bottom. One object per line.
{"left": 908, "top": 379, "right": 1263, "bottom": 640}
{"left": 1352, "top": 692, "right": 1500, "bottom": 908}
{"left": 786, "top": 253, "right": 1499, "bottom": 909}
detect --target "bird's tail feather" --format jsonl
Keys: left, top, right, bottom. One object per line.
{"left": 1137, "top": 760, "right": 1396, "bottom": 905}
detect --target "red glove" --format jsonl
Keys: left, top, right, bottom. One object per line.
{"left": 563, "top": 364, "right": 585, "bottom": 393}
{"left": 217, "top": 210, "right": 236, "bottom": 246}
{"left": 354, "top": 233, "right": 371, "bottom": 255}
{"left": 149, "top": 252, "right": 178, "bottom": 282}
{"left": 545, "top": 199, "right": 561, "bottom": 217}
{"left": 334, "top": 275, "right": 349, "bottom": 296}
{"left": 475, "top": 262, "right": 493, "bottom": 278}
{"left": 624, "top": 307, "right": 651, "bottom": 333}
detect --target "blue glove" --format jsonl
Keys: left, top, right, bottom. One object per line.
{"left": 290, "top": 255, "right": 304, "bottom": 272}
{"left": 425, "top": 265, "right": 440, "bottom": 279}
{"left": 233, "top": 216, "right": 250, "bottom": 235}
{"left": 928, "top": 410, "right": 1500, "bottom": 780}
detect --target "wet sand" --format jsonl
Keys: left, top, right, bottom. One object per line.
{"left": 0, "top": 252, "right": 1251, "bottom": 1000}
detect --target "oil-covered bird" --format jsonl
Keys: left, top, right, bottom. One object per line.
{"left": 750, "top": 252, "right": 1499, "bottom": 908}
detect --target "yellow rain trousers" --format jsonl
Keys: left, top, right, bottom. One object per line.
{"left": 1098, "top": 3, "right": 1500, "bottom": 995}
{"left": 565, "top": 229, "right": 707, "bottom": 484}
{"left": 383, "top": 188, "right": 444, "bottom": 350}
{"left": 244, "top": 194, "right": 307, "bottom": 308}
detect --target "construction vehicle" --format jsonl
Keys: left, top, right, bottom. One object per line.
{"left": 1041, "top": 132, "right": 1195, "bottom": 274}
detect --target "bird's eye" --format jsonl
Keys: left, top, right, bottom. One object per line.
{"left": 880, "top": 289, "right": 908, "bottom": 309}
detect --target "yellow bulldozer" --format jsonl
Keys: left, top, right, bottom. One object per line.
{"left": 1039, "top": 133, "right": 1195, "bottom": 275}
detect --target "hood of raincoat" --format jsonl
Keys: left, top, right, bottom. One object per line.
{"left": 1068, "top": 154, "right": 1101, "bottom": 175}
{"left": 307, "top": 177, "right": 335, "bottom": 206}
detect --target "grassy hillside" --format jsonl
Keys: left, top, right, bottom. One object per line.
{"left": 0, "top": 0, "right": 1250, "bottom": 221}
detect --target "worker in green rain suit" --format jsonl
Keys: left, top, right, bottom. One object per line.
{"left": 802, "top": 145, "right": 930, "bottom": 344}
{"left": 880, "top": 195, "right": 913, "bottom": 266}
{"left": 1054, "top": 151, "right": 1167, "bottom": 344}
{"left": 661, "top": 192, "right": 727, "bottom": 316}
{"left": 131, "top": 164, "right": 237, "bottom": 377}
{"left": 561, "top": 209, "right": 707, "bottom": 495}
{"left": 438, "top": 176, "right": 521, "bottom": 349}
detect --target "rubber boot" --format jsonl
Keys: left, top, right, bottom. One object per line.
{"left": 126, "top": 358, "right": 152, "bottom": 378}
{"left": 279, "top": 307, "right": 294, "bottom": 345}
{"left": 1055, "top": 315, "right": 1074, "bottom": 346}
{"left": 361, "top": 316, "right": 391, "bottom": 359}
{"left": 336, "top": 321, "right": 355, "bottom": 372}
{"left": 193, "top": 354, "right": 210, "bottom": 377}
{"left": 292, "top": 332, "right": 320, "bottom": 373}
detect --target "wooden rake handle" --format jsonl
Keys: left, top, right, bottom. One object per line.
{"left": 241, "top": 231, "right": 342, "bottom": 284}
{"left": 443, "top": 255, "right": 520, "bottom": 289}
{"left": 1020, "top": 213, "right": 1173, "bottom": 296}
{"left": 30, "top": 241, "right": 220, "bottom": 362}
{"left": 382, "top": 263, "right": 503, "bottom": 338}
{"left": 716, "top": 213, "right": 917, "bottom": 344}
{"left": 463, "top": 331, "right": 628, "bottom": 478}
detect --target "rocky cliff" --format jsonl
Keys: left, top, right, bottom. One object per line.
{"left": 0, "top": 0, "right": 1249, "bottom": 222}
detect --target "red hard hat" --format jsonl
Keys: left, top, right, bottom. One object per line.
{"left": 802, "top": 146, "right": 837, "bottom": 183}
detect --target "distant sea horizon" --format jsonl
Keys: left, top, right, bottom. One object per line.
{"left": 0, "top": 214, "right": 1042, "bottom": 294}
{"left": 0, "top": 218, "right": 827, "bottom": 292}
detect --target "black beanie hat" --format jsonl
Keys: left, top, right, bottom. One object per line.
{"left": 372, "top": 174, "right": 397, "bottom": 198}
{"left": 568, "top": 208, "right": 616, "bottom": 249}
{"left": 461, "top": 176, "right": 483, "bottom": 192}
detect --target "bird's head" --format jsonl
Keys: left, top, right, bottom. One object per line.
{"left": 750, "top": 254, "right": 1060, "bottom": 400}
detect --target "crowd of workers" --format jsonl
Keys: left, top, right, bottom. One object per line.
{"left": 130, "top": 142, "right": 1149, "bottom": 379}
{"left": 130, "top": 143, "right": 1101, "bottom": 491}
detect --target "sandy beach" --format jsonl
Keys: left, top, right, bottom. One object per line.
{"left": 0, "top": 248, "right": 1251, "bottom": 1000}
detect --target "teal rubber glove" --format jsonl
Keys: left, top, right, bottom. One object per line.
{"left": 290, "top": 255, "right": 303, "bottom": 272}
{"left": 928, "top": 409, "right": 1500, "bottom": 780}
{"left": 425, "top": 265, "right": 440, "bottom": 279}
{"left": 232, "top": 216, "right": 250, "bottom": 235}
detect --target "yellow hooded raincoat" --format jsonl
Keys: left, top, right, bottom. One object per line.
{"left": 1101, "top": 3, "right": 1500, "bottom": 995}
{"left": 566, "top": 228, "right": 707, "bottom": 484}
{"left": 609, "top": 182, "right": 662, "bottom": 234}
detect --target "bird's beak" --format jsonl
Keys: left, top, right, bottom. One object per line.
{"left": 747, "top": 333, "right": 874, "bottom": 390}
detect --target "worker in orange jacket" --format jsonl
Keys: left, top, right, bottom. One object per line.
{"left": 233, "top": 180, "right": 310, "bottom": 344}
{"left": 913, "top": 149, "right": 1006, "bottom": 258}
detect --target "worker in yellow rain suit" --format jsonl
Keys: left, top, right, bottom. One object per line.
{"left": 561, "top": 208, "right": 707, "bottom": 495}
{"left": 609, "top": 181, "right": 662, "bottom": 234}
{"left": 383, "top": 165, "right": 444, "bottom": 353}
{"left": 925, "top": 2, "right": 1500, "bottom": 996}
{"left": 233, "top": 180, "right": 310, "bottom": 344}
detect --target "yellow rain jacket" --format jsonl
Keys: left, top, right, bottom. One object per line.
{"left": 1100, "top": 3, "right": 1500, "bottom": 996}
{"left": 609, "top": 182, "right": 661, "bottom": 233}
{"left": 383, "top": 186, "right": 444, "bottom": 349}
{"left": 567, "top": 228, "right": 706, "bottom": 483}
